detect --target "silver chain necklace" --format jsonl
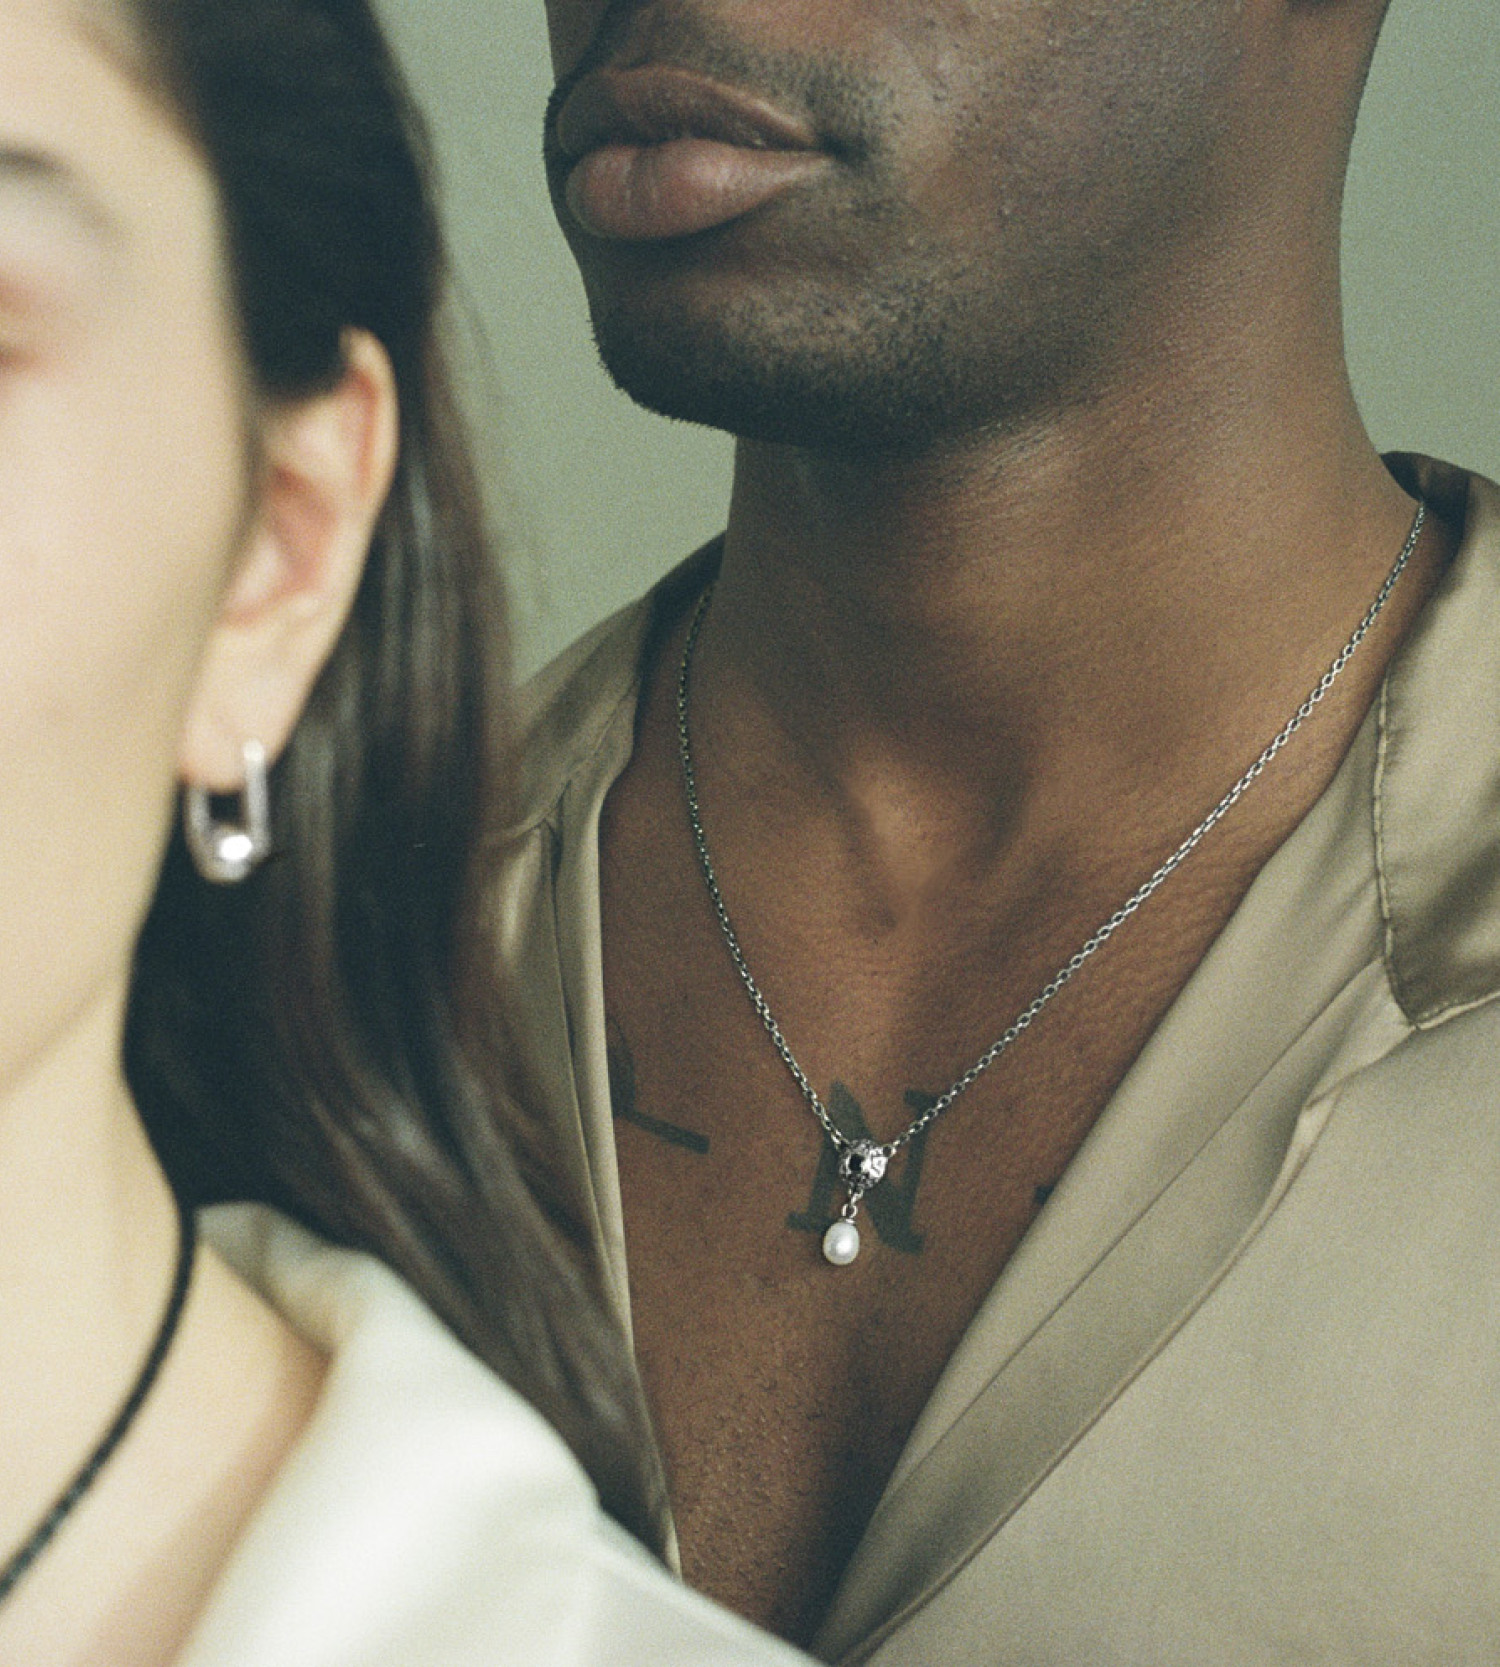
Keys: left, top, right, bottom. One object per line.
{"left": 677, "top": 504, "right": 1426, "bottom": 1266}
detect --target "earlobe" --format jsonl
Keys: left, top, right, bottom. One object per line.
{"left": 178, "top": 330, "right": 399, "bottom": 794}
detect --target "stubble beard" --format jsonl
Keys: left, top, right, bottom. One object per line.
{"left": 581, "top": 241, "right": 1115, "bottom": 459}
{"left": 556, "top": 7, "right": 1233, "bottom": 459}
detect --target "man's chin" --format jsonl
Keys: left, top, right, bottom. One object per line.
{"left": 591, "top": 321, "right": 970, "bottom": 457}
{"left": 596, "top": 366, "right": 867, "bottom": 451}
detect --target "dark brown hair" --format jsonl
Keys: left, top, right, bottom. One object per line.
{"left": 119, "top": 0, "right": 663, "bottom": 1547}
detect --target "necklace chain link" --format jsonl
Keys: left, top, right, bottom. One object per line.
{"left": 678, "top": 505, "right": 1426, "bottom": 1201}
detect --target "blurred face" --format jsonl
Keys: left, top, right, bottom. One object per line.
{"left": 0, "top": 0, "right": 251, "bottom": 1090}
{"left": 543, "top": 0, "right": 1245, "bottom": 451}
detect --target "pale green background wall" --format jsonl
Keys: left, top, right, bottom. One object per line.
{"left": 376, "top": 1, "right": 1500, "bottom": 677}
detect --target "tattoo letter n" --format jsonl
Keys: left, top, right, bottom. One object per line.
{"left": 787, "top": 1083, "right": 932, "bottom": 1255}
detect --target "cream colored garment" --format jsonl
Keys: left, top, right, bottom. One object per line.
{"left": 176, "top": 1207, "right": 810, "bottom": 1667}
{"left": 491, "top": 456, "right": 1500, "bottom": 1665}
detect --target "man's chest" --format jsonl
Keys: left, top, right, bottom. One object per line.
{"left": 588, "top": 629, "right": 1332, "bottom": 1639}
{"left": 597, "top": 829, "right": 1247, "bottom": 1642}
{"left": 605, "top": 985, "right": 1074, "bottom": 1644}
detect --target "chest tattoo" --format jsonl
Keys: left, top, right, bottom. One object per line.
{"left": 606, "top": 1021, "right": 939, "bottom": 1253}
{"left": 607, "top": 1023, "right": 712, "bottom": 1155}
{"left": 786, "top": 1083, "right": 934, "bottom": 1255}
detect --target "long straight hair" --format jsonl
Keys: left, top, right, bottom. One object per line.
{"left": 118, "top": 0, "right": 664, "bottom": 1548}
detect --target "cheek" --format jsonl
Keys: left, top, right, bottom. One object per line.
{"left": 0, "top": 276, "right": 246, "bottom": 1077}
{"left": 0, "top": 323, "right": 244, "bottom": 761}
{"left": 908, "top": 0, "right": 1241, "bottom": 259}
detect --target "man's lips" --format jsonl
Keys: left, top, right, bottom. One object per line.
{"left": 554, "top": 66, "right": 828, "bottom": 243}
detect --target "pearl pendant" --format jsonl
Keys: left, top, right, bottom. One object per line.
{"left": 822, "top": 1219, "right": 861, "bottom": 1266}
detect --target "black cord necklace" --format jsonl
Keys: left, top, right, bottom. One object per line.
{"left": 0, "top": 1192, "right": 197, "bottom": 1606}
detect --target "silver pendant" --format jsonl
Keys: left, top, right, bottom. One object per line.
{"left": 821, "top": 1140, "right": 891, "bottom": 1266}
{"left": 840, "top": 1139, "right": 889, "bottom": 1191}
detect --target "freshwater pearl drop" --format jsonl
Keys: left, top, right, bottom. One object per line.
{"left": 822, "top": 1220, "right": 861, "bottom": 1266}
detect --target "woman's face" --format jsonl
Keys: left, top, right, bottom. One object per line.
{"left": 0, "top": 0, "right": 251, "bottom": 1095}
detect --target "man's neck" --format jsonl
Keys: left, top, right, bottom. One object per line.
{"left": 697, "top": 351, "right": 1433, "bottom": 899}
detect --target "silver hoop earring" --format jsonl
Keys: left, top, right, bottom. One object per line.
{"left": 183, "top": 739, "right": 272, "bottom": 884}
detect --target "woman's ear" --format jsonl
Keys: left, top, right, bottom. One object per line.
{"left": 178, "top": 330, "right": 399, "bottom": 792}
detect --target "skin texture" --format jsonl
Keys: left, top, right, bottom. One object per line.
{"left": 541, "top": 0, "right": 1445, "bottom": 1646}
{"left": 547, "top": 0, "right": 1247, "bottom": 450}
{"left": 0, "top": 4, "right": 397, "bottom": 1661}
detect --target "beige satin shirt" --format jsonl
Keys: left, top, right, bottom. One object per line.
{"left": 491, "top": 454, "right": 1500, "bottom": 1664}
{"left": 178, "top": 1208, "right": 810, "bottom": 1667}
